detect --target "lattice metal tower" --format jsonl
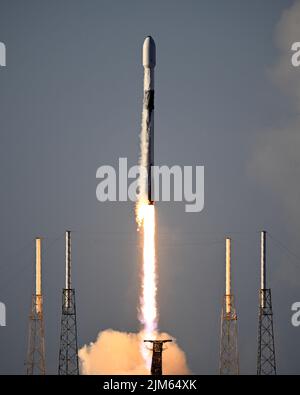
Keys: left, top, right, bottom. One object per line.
{"left": 257, "top": 231, "right": 277, "bottom": 375}
{"left": 26, "top": 237, "right": 46, "bottom": 375}
{"left": 58, "top": 230, "right": 79, "bottom": 375}
{"left": 219, "top": 237, "right": 239, "bottom": 375}
{"left": 144, "top": 340, "right": 172, "bottom": 375}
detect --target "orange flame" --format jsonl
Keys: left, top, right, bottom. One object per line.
{"left": 136, "top": 200, "right": 157, "bottom": 368}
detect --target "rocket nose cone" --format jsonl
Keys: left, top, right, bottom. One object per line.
{"left": 143, "top": 36, "right": 156, "bottom": 68}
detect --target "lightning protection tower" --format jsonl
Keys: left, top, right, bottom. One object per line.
{"left": 257, "top": 231, "right": 277, "bottom": 375}
{"left": 58, "top": 230, "right": 79, "bottom": 375}
{"left": 26, "top": 237, "right": 46, "bottom": 375}
{"left": 144, "top": 339, "right": 172, "bottom": 375}
{"left": 219, "top": 237, "right": 239, "bottom": 375}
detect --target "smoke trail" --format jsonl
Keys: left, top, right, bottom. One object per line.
{"left": 136, "top": 66, "right": 153, "bottom": 214}
{"left": 137, "top": 100, "right": 150, "bottom": 207}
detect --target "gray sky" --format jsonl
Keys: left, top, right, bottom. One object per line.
{"left": 0, "top": 0, "right": 300, "bottom": 374}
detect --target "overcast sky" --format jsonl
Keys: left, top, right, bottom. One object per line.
{"left": 0, "top": 0, "right": 300, "bottom": 374}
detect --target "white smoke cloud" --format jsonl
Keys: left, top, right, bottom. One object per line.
{"left": 79, "top": 330, "right": 190, "bottom": 375}
{"left": 272, "top": 0, "right": 300, "bottom": 105}
{"left": 249, "top": 0, "right": 300, "bottom": 224}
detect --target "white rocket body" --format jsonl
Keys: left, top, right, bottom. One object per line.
{"left": 142, "top": 36, "right": 156, "bottom": 204}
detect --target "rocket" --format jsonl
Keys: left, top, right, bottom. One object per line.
{"left": 142, "top": 36, "right": 156, "bottom": 205}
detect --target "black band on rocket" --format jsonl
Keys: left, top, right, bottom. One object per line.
{"left": 144, "top": 90, "right": 154, "bottom": 111}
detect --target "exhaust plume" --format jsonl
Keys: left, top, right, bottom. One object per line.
{"left": 79, "top": 330, "right": 190, "bottom": 375}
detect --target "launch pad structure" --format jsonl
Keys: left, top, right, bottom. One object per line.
{"left": 219, "top": 238, "right": 239, "bottom": 375}
{"left": 144, "top": 339, "right": 172, "bottom": 375}
{"left": 22, "top": 34, "right": 280, "bottom": 376}
{"left": 58, "top": 231, "right": 79, "bottom": 375}
{"left": 26, "top": 238, "right": 46, "bottom": 375}
{"left": 257, "top": 231, "right": 276, "bottom": 375}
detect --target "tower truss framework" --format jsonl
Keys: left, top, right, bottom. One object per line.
{"left": 257, "top": 289, "right": 276, "bottom": 375}
{"left": 219, "top": 295, "right": 239, "bottom": 375}
{"left": 58, "top": 231, "right": 79, "bottom": 375}
{"left": 58, "top": 289, "right": 79, "bottom": 375}
{"left": 26, "top": 294, "right": 46, "bottom": 375}
{"left": 26, "top": 237, "right": 46, "bottom": 375}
